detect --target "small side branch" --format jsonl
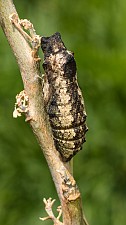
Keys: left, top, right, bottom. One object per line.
{"left": 9, "top": 13, "right": 41, "bottom": 61}
{"left": 40, "top": 198, "right": 63, "bottom": 225}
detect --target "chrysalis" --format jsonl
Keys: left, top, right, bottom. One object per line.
{"left": 41, "top": 32, "right": 88, "bottom": 162}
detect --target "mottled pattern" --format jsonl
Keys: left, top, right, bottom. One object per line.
{"left": 41, "top": 32, "right": 88, "bottom": 161}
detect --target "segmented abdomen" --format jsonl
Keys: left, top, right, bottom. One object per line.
{"left": 41, "top": 32, "right": 88, "bottom": 162}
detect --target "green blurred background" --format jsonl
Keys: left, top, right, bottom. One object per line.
{"left": 0, "top": 0, "right": 126, "bottom": 224}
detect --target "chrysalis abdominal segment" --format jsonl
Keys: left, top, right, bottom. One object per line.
{"left": 41, "top": 32, "right": 88, "bottom": 162}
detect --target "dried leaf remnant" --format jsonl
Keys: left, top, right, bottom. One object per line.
{"left": 13, "top": 90, "right": 29, "bottom": 118}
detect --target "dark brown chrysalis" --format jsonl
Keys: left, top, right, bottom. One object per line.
{"left": 41, "top": 32, "right": 88, "bottom": 162}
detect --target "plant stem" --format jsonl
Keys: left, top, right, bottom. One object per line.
{"left": 0, "top": 1, "right": 89, "bottom": 224}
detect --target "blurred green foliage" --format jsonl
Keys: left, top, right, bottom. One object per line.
{"left": 0, "top": 0, "right": 126, "bottom": 224}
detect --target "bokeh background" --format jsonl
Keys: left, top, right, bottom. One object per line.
{"left": 0, "top": 0, "right": 126, "bottom": 224}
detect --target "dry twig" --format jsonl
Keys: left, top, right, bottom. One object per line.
{"left": 40, "top": 198, "right": 63, "bottom": 225}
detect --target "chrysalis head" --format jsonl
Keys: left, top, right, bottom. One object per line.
{"left": 41, "top": 32, "right": 66, "bottom": 56}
